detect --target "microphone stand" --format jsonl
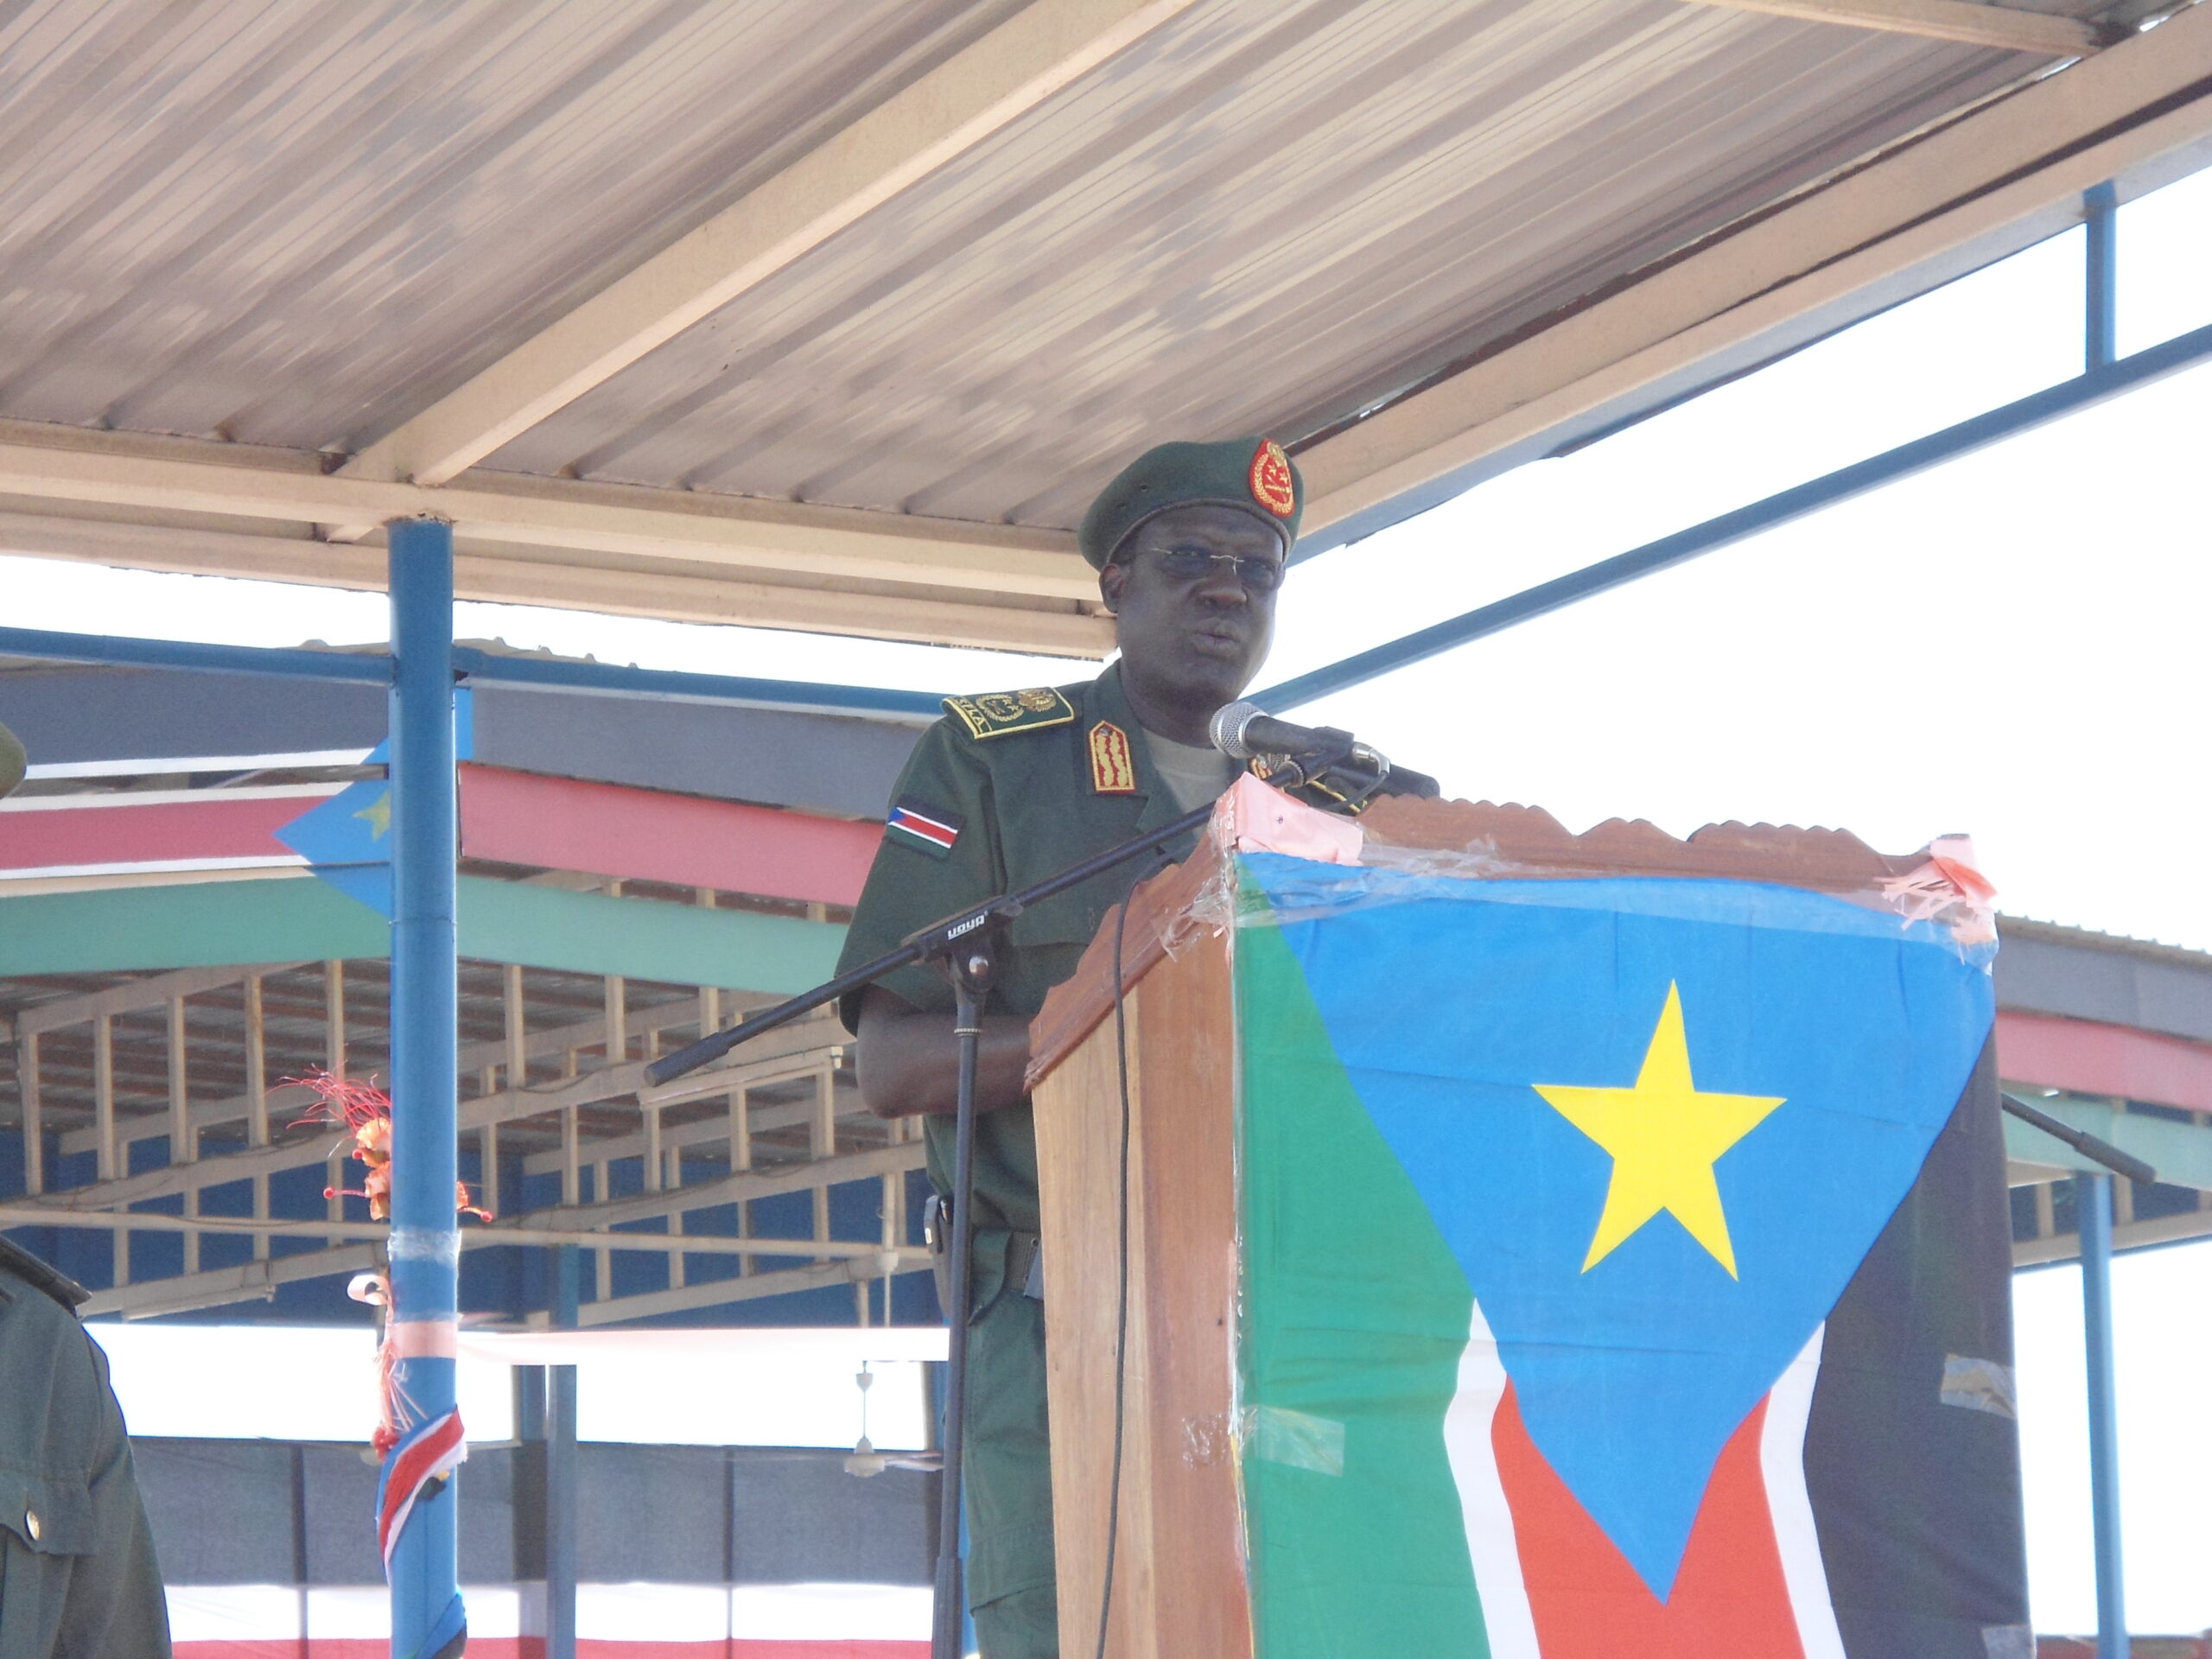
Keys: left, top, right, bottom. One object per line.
{"left": 1999, "top": 1092, "right": 2156, "bottom": 1185}
{"left": 645, "top": 801, "right": 1217, "bottom": 1659}
{"left": 645, "top": 802, "right": 1217, "bottom": 1089}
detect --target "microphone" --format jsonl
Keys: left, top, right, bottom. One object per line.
{"left": 1208, "top": 702, "right": 1440, "bottom": 800}
{"left": 1210, "top": 702, "right": 1380, "bottom": 767}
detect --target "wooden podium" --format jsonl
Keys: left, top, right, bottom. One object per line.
{"left": 1023, "top": 788, "right": 2021, "bottom": 1659}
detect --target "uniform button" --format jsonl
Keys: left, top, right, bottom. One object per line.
{"left": 24, "top": 1509, "right": 40, "bottom": 1541}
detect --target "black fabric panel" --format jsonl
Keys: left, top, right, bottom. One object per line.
{"left": 1804, "top": 1038, "right": 2030, "bottom": 1658}
{"left": 0, "top": 667, "right": 386, "bottom": 762}
{"left": 728, "top": 1449, "right": 934, "bottom": 1586}
{"left": 576, "top": 1444, "right": 729, "bottom": 1584}
{"left": 473, "top": 686, "right": 918, "bottom": 819}
{"left": 131, "top": 1439, "right": 298, "bottom": 1584}
{"left": 296, "top": 1442, "right": 385, "bottom": 1586}
{"left": 454, "top": 1446, "right": 518, "bottom": 1585}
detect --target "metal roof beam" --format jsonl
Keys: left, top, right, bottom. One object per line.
{"left": 0, "top": 624, "right": 945, "bottom": 717}
{"left": 7, "top": 962, "right": 304, "bottom": 1042}
{"left": 0, "top": 429, "right": 1090, "bottom": 597}
{"left": 1297, "top": 3, "right": 2212, "bottom": 553}
{"left": 1263, "top": 315, "right": 2212, "bottom": 709}
{"left": 0, "top": 425, "right": 1111, "bottom": 654}
{"left": 570, "top": 1255, "right": 919, "bottom": 1326}
{"left": 334, "top": 0, "right": 1199, "bottom": 497}
{"left": 1680, "top": 0, "right": 2120, "bottom": 55}
{"left": 0, "top": 1203, "right": 923, "bottom": 1262}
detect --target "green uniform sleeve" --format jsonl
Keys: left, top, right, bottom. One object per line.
{"left": 0, "top": 1281, "right": 173, "bottom": 1659}
{"left": 835, "top": 718, "right": 1004, "bottom": 1032}
{"left": 50, "top": 1333, "right": 172, "bottom": 1658}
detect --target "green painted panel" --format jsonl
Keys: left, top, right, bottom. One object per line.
{"left": 0, "top": 876, "right": 386, "bottom": 974}
{"left": 453, "top": 876, "right": 844, "bottom": 992}
{"left": 2004, "top": 1096, "right": 2212, "bottom": 1191}
{"left": 0, "top": 874, "right": 843, "bottom": 994}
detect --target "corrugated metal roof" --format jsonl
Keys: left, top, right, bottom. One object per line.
{"left": 483, "top": 0, "right": 2063, "bottom": 525}
{"left": 0, "top": 0, "right": 2110, "bottom": 536}
{"left": 0, "top": 0, "right": 1007, "bottom": 450}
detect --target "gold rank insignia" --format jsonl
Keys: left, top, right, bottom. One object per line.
{"left": 1089, "top": 721, "right": 1137, "bottom": 794}
{"left": 943, "top": 687, "right": 1077, "bottom": 741}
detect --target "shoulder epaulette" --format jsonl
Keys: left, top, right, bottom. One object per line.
{"left": 0, "top": 1236, "right": 91, "bottom": 1311}
{"left": 942, "top": 688, "right": 1078, "bottom": 741}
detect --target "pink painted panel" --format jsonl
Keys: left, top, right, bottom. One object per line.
{"left": 0, "top": 790, "right": 331, "bottom": 871}
{"left": 459, "top": 765, "right": 878, "bottom": 906}
{"left": 1995, "top": 1009, "right": 2212, "bottom": 1114}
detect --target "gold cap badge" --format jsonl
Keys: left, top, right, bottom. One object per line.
{"left": 1249, "top": 439, "right": 1296, "bottom": 518}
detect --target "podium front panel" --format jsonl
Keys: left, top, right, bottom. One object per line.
{"left": 1034, "top": 831, "right": 2025, "bottom": 1659}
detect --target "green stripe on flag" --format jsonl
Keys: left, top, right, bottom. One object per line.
{"left": 1236, "top": 886, "right": 1490, "bottom": 1656}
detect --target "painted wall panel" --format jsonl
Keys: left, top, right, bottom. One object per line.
{"left": 0, "top": 874, "right": 841, "bottom": 991}
{"left": 459, "top": 766, "right": 876, "bottom": 906}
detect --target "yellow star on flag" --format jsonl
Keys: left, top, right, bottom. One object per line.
{"left": 353, "top": 790, "right": 392, "bottom": 840}
{"left": 1534, "top": 982, "right": 1785, "bottom": 1278}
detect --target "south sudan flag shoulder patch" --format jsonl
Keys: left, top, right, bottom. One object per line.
{"left": 887, "top": 796, "right": 964, "bottom": 859}
{"left": 942, "top": 688, "right": 1077, "bottom": 741}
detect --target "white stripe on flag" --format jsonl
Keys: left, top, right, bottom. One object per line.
{"left": 730, "top": 1582, "right": 934, "bottom": 1641}
{"left": 165, "top": 1585, "right": 302, "bottom": 1642}
{"left": 168, "top": 1582, "right": 928, "bottom": 1647}
{"left": 1760, "top": 1324, "right": 1847, "bottom": 1659}
{"left": 578, "top": 1583, "right": 732, "bottom": 1641}
{"left": 1441, "top": 1299, "right": 1541, "bottom": 1659}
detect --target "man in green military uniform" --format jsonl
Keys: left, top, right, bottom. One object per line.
{"left": 0, "top": 718, "right": 175, "bottom": 1658}
{"left": 836, "top": 437, "right": 1304, "bottom": 1656}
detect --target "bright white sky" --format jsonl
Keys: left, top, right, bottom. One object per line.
{"left": 20, "top": 164, "right": 2212, "bottom": 1638}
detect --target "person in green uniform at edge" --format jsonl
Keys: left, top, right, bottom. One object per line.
{"left": 835, "top": 436, "right": 1305, "bottom": 1657}
{"left": 0, "top": 717, "right": 175, "bottom": 1658}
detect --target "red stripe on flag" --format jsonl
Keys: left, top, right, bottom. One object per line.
{"left": 887, "top": 809, "right": 957, "bottom": 849}
{"left": 1491, "top": 1382, "right": 1804, "bottom": 1659}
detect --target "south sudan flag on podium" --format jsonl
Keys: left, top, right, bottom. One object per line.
{"left": 1230, "top": 853, "right": 2030, "bottom": 1659}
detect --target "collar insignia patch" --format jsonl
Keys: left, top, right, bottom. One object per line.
{"left": 1089, "top": 721, "right": 1137, "bottom": 795}
{"left": 887, "top": 796, "right": 965, "bottom": 859}
{"left": 1249, "top": 438, "right": 1296, "bottom": 518}
{"left": 943, "top": 688, "right": 1077, "bottom": 741}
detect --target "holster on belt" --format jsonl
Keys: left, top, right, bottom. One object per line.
{"left": 924, "top": 1195, "right": 1044, "bottom": 1318}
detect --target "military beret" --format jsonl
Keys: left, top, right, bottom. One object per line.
{"left": 0, "top": 721, "right": 24, "bottom": 800}
{"left": 1077, "top": 435, "right": 1303, "bottom": 569}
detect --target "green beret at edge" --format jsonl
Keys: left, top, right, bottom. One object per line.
{"left": 1077, "top": 436, "right": 1304, "bottom": 569}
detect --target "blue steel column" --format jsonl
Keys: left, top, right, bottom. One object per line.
{"left": 547, "top": 1245, "right": 581, "bottom": 1659}
{"left": 387, "top": 517, "right": 464, "bottom": 1658}
{"left": 2086, "top": 182, "right": 2118, "bottom": 371}
{"left": 2077, "top": 1175, "right": 2126, "bottom": 1659}
{"left": 2078, "top": 183, "right": 2127, "bottom": 1659}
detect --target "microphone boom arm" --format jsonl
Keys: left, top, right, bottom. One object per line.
{"left": 645, "top": 801, "right": 1218, "bottom": 1086}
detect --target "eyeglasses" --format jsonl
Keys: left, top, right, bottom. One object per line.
{"left": 1146, "top": 546, "right": 1286, "bottom": 592}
